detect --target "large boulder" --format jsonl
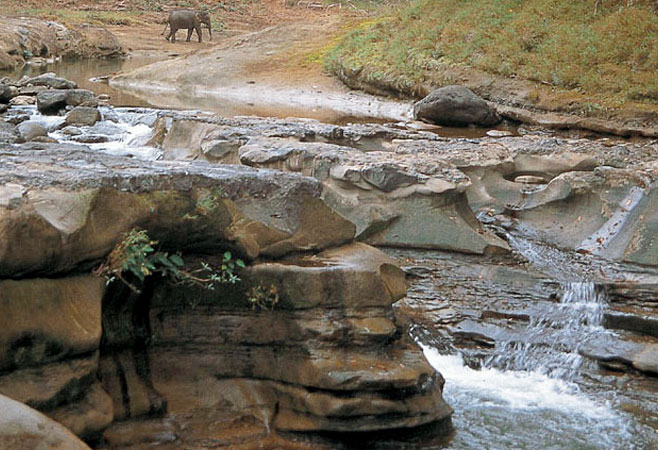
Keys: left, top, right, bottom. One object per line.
{"left": 413, "top": 85, "right": 501, "bottom": 127}
{"left": 0, "top": 144, "right": 355, "bottom": 278}
{"left": 36, "top": 89, "right": 96, "bottom": 114}
{"left": 0, "top": 394, "right": 91, "bottom": 450}
{"left": 98, "top": 243, "right": 452, "bottom": 439}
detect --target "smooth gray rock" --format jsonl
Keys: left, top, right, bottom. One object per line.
{"left": 0, "top": 394, "right": 91, "bottom": 450}
{"left": 37, "top": 89, "right": 95, "bottom": 114}
{"left": 414, "top": 85, "right": 501, "bottom": 127}
{"left": 17, "top": 121, "right": 47, "bottom": 141}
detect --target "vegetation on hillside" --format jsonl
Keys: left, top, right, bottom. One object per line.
{"left": 325, "top": 0, "right": 658, "bottom": 110}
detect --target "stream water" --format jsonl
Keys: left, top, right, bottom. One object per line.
{"left": 410, "top": 231, "right": 650, "bottom": 449}
{"left": 2, "top": 72, "right": 654, "bottom": 448}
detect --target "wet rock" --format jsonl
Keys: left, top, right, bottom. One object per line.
{"left": 145, "top": 117, "right": 167, "bottom": 148}
{"left": 633, "top": 345, "right": 658, "bottom": 375}
{"left": 37, "top": 89, "right": 95, "bottom": 114}
{"left": 9, "top": 95, "right": 35, "bottom": 106}
{"left": 22, "top": 73, "right": 77, "bottom": 90}
{"left": 66, "top": 107, "right": 101, "bottom": 127}
{"left": 0, "top": 394, "right": 91, "bottom": 450}
{"left": 0, "top": 104, "right": 7, "bottom": 114}
{"left": 31, "top": 135, "right": 59, "bottom": 144}
{"left": 71, "top": 134, "right": 108, "bottom": 144}
{"left": 413, "top": 85, "right": 501, "bottom": 127}
{"left": 61, "top": 126, "right": 84, "bottom": 136}
{"left": 17, "top": 121, "right": 47, "bottom": 141}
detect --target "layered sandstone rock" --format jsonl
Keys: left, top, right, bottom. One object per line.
{"left": 0, "top": 143, "right": 451, "bottom": 446}
{"left": 98, "top": 243, "right": 451, "bottom": 446}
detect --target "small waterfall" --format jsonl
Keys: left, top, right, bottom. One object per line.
{"left": 484, "top": 232, "right": 610, "bottom": 381}
{"left": 485, "top": 281, "right": 607, "bottom": 381}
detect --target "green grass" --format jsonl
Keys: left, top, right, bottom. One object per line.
{"left": 325, "top": 0, "right": 658, "bottom": 109}
{"left": 15, "top": 9, "right": 145, "bottom": 26}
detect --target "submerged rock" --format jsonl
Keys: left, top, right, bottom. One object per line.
{"left": 413, "top": 85, "right": 501, "bottom": 127}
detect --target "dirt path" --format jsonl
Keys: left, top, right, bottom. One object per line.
{"left": 105, "top": 4, "right": 413, "bottom": 122}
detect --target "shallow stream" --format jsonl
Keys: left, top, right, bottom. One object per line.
{"left": 2, "top": 67, "right": 656, "bottom": 449}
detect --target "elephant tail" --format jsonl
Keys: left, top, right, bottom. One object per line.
{"left": 161, "top": 22, "right": 169, "bottom": 35}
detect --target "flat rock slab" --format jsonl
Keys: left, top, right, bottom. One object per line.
{"left": 0, "top": 144, "right": 355, "bottom": 277}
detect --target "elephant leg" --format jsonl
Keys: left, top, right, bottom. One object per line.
{"left": 196, "top": 26, "right": 202, "bottom": 43}
{"left": 170, "top": 26, "right": 178, "bottom": 42}
{"left": 186, "top": 27, "right": 193, "bottom": 42}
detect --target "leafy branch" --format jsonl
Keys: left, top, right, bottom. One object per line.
{"left": 95, "top": 228, "right": 245, "bottom": 293}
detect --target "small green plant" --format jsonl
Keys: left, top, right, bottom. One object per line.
{"left": 183, "top": 189, "right": 222, "bottom": 220}
{"left": 96, "top": 228, "right": 245, "bottom": 293}
{"left": 247, "top": 284, "right": 280, "bottom": 311}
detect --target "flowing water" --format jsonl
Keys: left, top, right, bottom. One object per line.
{"left": 412, "top": 231, "right": 650, "bottom": 449}
{"left": 3, "top": 100, "right": 653, "bottom": 449}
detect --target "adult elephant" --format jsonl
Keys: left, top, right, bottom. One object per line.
{"left": 163, "top": 10, "right": 212, "bottom": 43}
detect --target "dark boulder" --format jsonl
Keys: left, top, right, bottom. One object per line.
{"left": 37, "top": 89, "right": 95, "bottom": 114}
{"left": 0, "top": 84, "right": 12, "bottom": 103}
{"left": 413, "top": 85, "right": 501, "bottom": 127}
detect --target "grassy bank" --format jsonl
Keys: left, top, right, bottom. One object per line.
{"left": 324, "top": 0, "right": 658, "bottom": 114}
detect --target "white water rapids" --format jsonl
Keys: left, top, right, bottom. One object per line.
{"left": 418, "top": 233, "right": 645, "bottom": 449}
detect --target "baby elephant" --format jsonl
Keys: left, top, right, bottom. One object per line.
{"left": 163, "top": 10, "right": 212, "bottom": 43}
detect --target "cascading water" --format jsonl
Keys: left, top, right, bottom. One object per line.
{"left": 410, "top": 231, "right": 645, "bottom": 449}
{"left": 485, "top": 281, "right": 608, "bottom": 382}
{"left": 483, "top": 233, "right": 611, "bottom": 381}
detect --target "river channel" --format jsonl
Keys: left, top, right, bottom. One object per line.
{"left": 2, "top": 60, "right": 657, "bottom": 449}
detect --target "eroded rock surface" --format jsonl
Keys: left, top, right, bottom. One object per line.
{"left": 0, "top": 18, "right": 123, "bottom": 71}
{"left": 0, "top": 144, "right": 354, "bottom": 277}
{"left": 96, "top": 243, "right": 451, "bottom": 448}
{"left": 0, "top": 142, "right": 451, "bottom": 446}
